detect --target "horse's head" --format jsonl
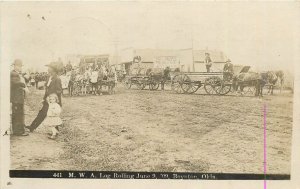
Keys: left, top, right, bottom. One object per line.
{"left": 275, "top": 70, "right": 284, "bottom": 81}
{"left": 266, "top": 71, "right": 278, "bottom": 84}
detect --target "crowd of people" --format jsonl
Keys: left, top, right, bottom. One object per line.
{"left": 23, "top": 72, "right": 49, "bottom": 89}
{"left": 61, "top": 61, "right": 118, "bottom": 96}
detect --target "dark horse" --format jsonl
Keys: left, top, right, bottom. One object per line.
{"left": 146, "top": 67, "right": 172, "bottom": 90}
{"left": 233, "top": 72, "right": 268, "bottom": 97}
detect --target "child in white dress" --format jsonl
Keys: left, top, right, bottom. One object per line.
{"left": 90, "top": 68, "right": 99, "bottom": 95}
{"left": 43, "top": 93, "right": 62, "bottom": 140}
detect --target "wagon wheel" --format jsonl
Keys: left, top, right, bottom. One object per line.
{"left": 171, "top": 74, "right": 184, "bottom": 94}
{"left": 216, "top": 81, "right": 232, "bottom": 95}
{"left": 149, "top": 80, "right": 159, "bottom": 90}
{"left": 136, "top": 81, "right": 146, "bottom": 90}
{"left": 204, "top": 76, "right": 222, "bottom": 95}
{"left": 185, "top": 82, "right": 201, "bottom": 94}
{"left": 171, "top": 74, "right": 191, "bottom": 94}
{"left": 124, "top": 78, "right": 132, "bottom": 89}
{"left": 181, "top": 75, "right": 192, "bottom": 93}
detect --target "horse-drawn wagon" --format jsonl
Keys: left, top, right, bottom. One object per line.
{"left": 171, "top": 65, "right": 252, "bottom": 95}
{"left": 124, "top": 67, "right": 171, "bottom": 91}
{"left": 171, "top": 72, "right": 231, "bottom": 95}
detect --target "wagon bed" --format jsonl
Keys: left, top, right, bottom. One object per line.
{"left": 124, "top": 74, "right": 164, "bottom": 90}
{"left": 171, "top": 71, "right": 232, "bottom": 95}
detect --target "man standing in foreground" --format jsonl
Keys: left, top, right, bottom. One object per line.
{"left": 26, "top": 62, "right": 63, "bottom": 132}
{"left": 10, "top": 59, "right": 29, "bottom": 136}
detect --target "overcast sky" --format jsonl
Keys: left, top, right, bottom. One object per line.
{"left": 1, "top": 1, "right": 299, "bottom": 72}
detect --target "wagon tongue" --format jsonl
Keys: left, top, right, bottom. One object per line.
{"left": 240, "top": 66, "right": 251, "bottom": 73}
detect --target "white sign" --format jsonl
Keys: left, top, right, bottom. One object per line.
{"left": 153, "top": 56, "right": 179, "bottom": 68}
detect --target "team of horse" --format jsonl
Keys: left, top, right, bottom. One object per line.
{"left": 232, "top": 70, "right": 284, "bottom": 97}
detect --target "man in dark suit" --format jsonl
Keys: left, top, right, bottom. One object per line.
{"left": 205, "top": 53, "right": 212, "bottom": 72}
{"left": 223, "top": 59, "right": 234, "bottom": 81}
{"left": 11, "top": 59, "right": 29, "bottom": 136}
{"left": 26, "top": 62, "right": 63, "bottom": 132}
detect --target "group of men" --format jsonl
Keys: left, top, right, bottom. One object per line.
{"left": 205, "top": 52, "right": 234, "bottom": 80}
{"left": 24, "top": 72, "right": 48, "bottom": 89}
{"left": 205, "top": 52, "right": 233, "bottom": 73}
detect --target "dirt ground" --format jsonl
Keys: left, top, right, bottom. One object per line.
{"left": 10, "top": 84, "right": 293, "bottom": 174}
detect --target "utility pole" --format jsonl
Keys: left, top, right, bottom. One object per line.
{"left": 191, "top": 26, "right": 195, "bottom": 72}
{"left": 182, "top": 23, "right": 197, "bottom": 72}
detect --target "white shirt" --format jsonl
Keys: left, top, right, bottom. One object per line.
{"left": 90, "top": 71, "right": 98, "bottom": 83}
{"left": 47, "top": 76, "right": 52, "bottom": 87}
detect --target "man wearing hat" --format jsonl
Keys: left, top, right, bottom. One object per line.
{"left": 66, "top": 61, "right": 73, "bottom": 72}
{"left": 11, "top": 59, "right": 29, "bottom": 136}
{"left": 205, "top": 53, "right": 212, "bottom": 73}
{"left": 26, "top": 62, "right": 63, "bottom": 132}
{"left": 223, "top": 59, "right": 234, "bottom": 81}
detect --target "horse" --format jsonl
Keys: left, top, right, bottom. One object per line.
{"left": 106, "top": 70, "right": 116, "bottom": 95}
{"left": 146, "top": 67, "right": 171, "bottom": 90}
{"left": 81, "top": 70, "right": 90, "bottom": 95}
{"left": 265, "top": 71, "right": 278, "bottom": 95}
{"left": 269, "top": 70, "right": 284, "bottom": 94}
{"left": 97, "top": 66, "right": 106, "bottom": 95}
{"left": 261, "top": 70, "right": 284, "bottom": 95}
{"left": 72, "top": 74, "right": 84, "bottom": 96}
{"left": 68, "top": 70, "right": 76, "bottom": 96}
{"left": 97, "top": 66, "right": 116, "bottom": 95}
{"left": 233, "top": 71, "right": 267, "bottom": 97}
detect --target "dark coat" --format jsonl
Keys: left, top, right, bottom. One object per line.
{"left": 66, "top": 63, "right": 73, "bottom": 72}
{"left": 44, "top": 75, "right": 62, "bottom": 106}
{"left": 223, "top": 63, "right": 234, "bottom": 73}
{"left": 11, "top": 70, "right": 26, "bottom": 104}
{"left": 205, "top": 56, "right": 212, "bottom": 63}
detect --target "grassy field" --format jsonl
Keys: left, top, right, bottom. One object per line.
{"left": 11, "top": 85, "right": 293, "bottom": 174}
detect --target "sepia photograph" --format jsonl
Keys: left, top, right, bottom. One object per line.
{"left": 0, "top": 1, "right": 299, "bottom": 188}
